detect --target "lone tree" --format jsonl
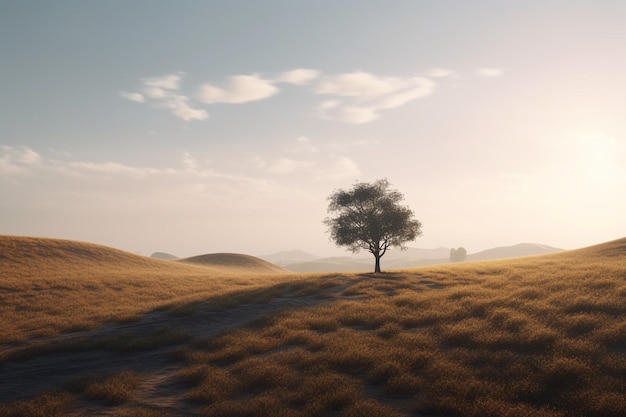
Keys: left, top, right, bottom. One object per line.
{"left": 324, "top": 179, "right": 422, "bottom": 273}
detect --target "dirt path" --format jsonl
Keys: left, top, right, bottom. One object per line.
{"left": 0, "top": 277, "right": 356, "bottom": 415}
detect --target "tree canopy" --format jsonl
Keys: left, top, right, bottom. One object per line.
{"left": 324, "top": 179, "right": 422, "bottom": 273}
{"left": 450, "top": 247, "right": 467, "bottom": 262}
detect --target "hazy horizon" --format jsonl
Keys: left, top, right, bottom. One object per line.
{"left": 2, "top": 1, "right": 625, "bottom": 258}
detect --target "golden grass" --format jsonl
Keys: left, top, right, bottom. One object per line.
{"left": 0, "top": 392, "right": 73, "bottom": 417}
{"left": 1, "top": 235, "right": 625, "bottom": 416}
{"left": 175, "top": 238, "right": 626, "bottom": 417}
{"left": 66, "top": 370, "right": 141, "bottom": 405}
{"left": 0, "top": 235, "right": 303, "bottom": 346}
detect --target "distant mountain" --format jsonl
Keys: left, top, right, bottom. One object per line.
{"left": 150, "top": 252, "right": 179, "bottom": 260}
{"left": 383, "top": 247, "right": 451, "bottom": 260}
{"left": 260, "top": 250, "right": 318, "bottom": 266}
{"left": 282, "top": 243, "right": 564, "bottom": 273}
{"left": 467, "top": 243, "right": 563, "bottom": 261}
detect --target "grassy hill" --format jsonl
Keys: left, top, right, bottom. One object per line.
{"left": 178, "top": 253, "right": 286, "bottom": 274}
{"left": 0, "top": 236, "right": 624, "bottom": 417}
{"left": 466, "top": 242, "right": 563, "bottom": 261}
{"left": 0, "top": 235, "right": 289, "bottom": 346}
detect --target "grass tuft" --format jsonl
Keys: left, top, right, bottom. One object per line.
{"left": 0, "top": 393, "right": 73, "bottom": 417}
{"left": 66, "top": 371, "right": 140, "bottom": 405}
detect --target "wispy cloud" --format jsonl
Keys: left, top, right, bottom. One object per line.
{"left": 141, "top": 74, "right": 183, "bottom": 99}
{"left": 67, "top": 161, "right": 160, "bottom": 178}
{"left": 316, "top": 72, "right": 409, "bottom": 97}
{"left": 276, "top": 69, "right": 320, "bottom": 85}
{"left": 162, "top": 94, "right": 209, "bottom": 121}
{"left": 181, "top": 152, "right": 198, "bottom": 172}
{"left": 254, "top": 136, "right": 361, "bottom": 181}
{"left": 314, "top": 155, "right": 360, "bottom": 181}
{"left": 2, "top": 145, "right": 353, "bottom": 187}
{"left": 286, "top": 136, "right": 318, "bottom": 154}
{"left": 0, "top": 146, "right": 42, "bottom": 175}
{"left": 121, "top": 73, "right": 208, "bottom": 121}
{"left": 327, "top": 138, "right": 380, "bottom": 152}
{"left": 428, "top": 68, "right": 458, "bottom": 78}
{"left": 264, "top": 158, "right": 316, "bottom": 174}
{"left": 119, "top": 91, "right": 145, "bottom": 103}
{"left": 198, "top": 74, "right": 279, "bottom": 104}
{"left": 315, "top": 72, "right": 435, "bottom": 124}
{"left": 143, "top": 74, "right": 181, "bottom": 90}
{"left": 318, "top": 104, "right": 379, "bottom": 124}
{"left": 255, "top": 153, "right": 360, "bottom": 181}
{"left": 121, "top": 67, "right": 498, "bottom": 124}
{"left": 0, "top": 148, "right": 265, "bottom": 189}
{"left": 476, "top": 67, "right": 503, "bottom": 77}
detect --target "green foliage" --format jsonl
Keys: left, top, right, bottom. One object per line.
{"left": 324, "top": 179, "right": 422, "bottom": 272}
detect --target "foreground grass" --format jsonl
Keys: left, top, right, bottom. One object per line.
{"left": 1, "top": 236, "right": 624, "bottom": 416}
{"left": 176, "top": 239, "right": 626, "bottom": 417}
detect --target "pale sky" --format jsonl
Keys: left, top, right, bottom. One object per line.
{"left": 1, "top": 1, "right": 625, "bottom": 258}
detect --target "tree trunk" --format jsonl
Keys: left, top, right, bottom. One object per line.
{"left": 374, "top": 253, "right": 381, "bottom": 273}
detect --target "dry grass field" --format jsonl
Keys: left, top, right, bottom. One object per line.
{"left": 0, "top": 235, "right": 290, "bottom": 346}
{"left": 0, "top": 235, "right": 625, "bottom": 416}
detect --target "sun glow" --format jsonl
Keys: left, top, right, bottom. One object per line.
{"left": 567, "top": 132, "right": 625, "bottom": 185}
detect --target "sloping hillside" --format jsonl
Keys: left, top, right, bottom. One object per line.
{"left": 467, "top": 242, "right": 562, "bottom": 261}
{"left": 572, "top": 236, "right": 626, "bottom": 258}
{"left": 0, "top": 235, "right": 292, "bottom": 346}
{"left": 1, "top": 235, "right": 156, "bottom": 267}
{"left": 178, "top": 253, "right": 285, "bottom": 274}
{"left": 0, "top": 235, "right": 283, "bottom": 277}
{"left": 0, "top": 235, "right": 200, "bottom": 277}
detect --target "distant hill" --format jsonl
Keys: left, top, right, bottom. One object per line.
{"left": 0, "top": 235, "right": 283, "bottom": 277}
{"left": 178, "top": 253, "right": 286, "bottom": 274}
{"left": 282, "top": 243, "right": 564, "bottom": 272}
{"left": 270, "top": 247, "right": 451, "bottom": 272}
{"left": 260, "top": 250, "right": 318, "bottom": 265}
{"left": 383, "top": 247, "right": 451, "bottom": 260}
{"left": 284, "top": 256, "right": 372, "bottom": 273}
{"left": 467, "top": 243, "right": 563, "bottom": 261}
{"left": 150, "top": 252, "right": 179, "bottom": 260}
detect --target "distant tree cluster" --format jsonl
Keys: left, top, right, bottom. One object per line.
{"left": 450, "top": 247, "right": 467, "bottom": 262}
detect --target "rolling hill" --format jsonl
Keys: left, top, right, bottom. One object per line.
{"left": 260, "top": 250, "right": 318, "bottom": 265}
{"left": 150, "top": 251, "right": 179, "bottom": 260}
{"left": 0, "top": 235, "right": 291, "bottom": 346}
{"left": 178, "top": 253, "right": 286, "bottom": 274}
{"left": 0, "top": 237, "right": 624, "bottom": 417}
{"left": 0, "top": 235, "right": 176, "bottom": 274}
{"left": 0, "top": 235, "right": 284, "bottom": 277}
{"left": 281, "top": 242, "right": 564, "bottom": 272}
{"left": 466, "top": 242, "right": 563, "bottom": 261}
